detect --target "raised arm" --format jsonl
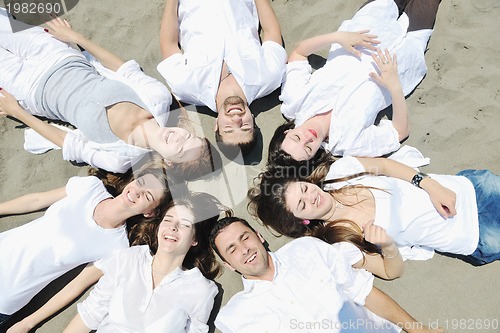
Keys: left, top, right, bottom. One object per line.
{"left": 0, "top": 187, "right": 66, "bottom": 217}
{"left": 6, "top": 265, "right": 103, "bottom": 333}
{"left": 353, "top": 221, "right": 403, "bottom": 280}
{"left": 356, "top": 157, "right": 457, "bottom": 219}
{"left": 0, "top": 88, "right": 67, "bottom": 148}
{"left": 369, "top": 48, "right": 409, "bottom": 141}
{"left": 254, "top": 0, "right": 282, "bottom": 45}
{"left": 288, "top": 30, "right": 379, "bottom": 62}
{"left": 45, "top": 16, "right": 124, "bottom": 71}
{"left": 159, "top": 0, "right": 182, "bottom": 60}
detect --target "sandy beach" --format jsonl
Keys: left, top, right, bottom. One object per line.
{"left": 1, "top": 0, "right": 500, "bottom": 332}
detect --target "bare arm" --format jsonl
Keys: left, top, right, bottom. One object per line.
{"left": 0, "top": 187, "right": 66, "bottom": 217}
{"left": 45, "top": 17, "right": 124, "bottom": 71}
{"left": 0, "top": 89, "right": 67, "bottom": 148}
{"left": 356, "top": 157, "right": 457, "bottom": 219}
{"left": 353, "top": 221, "right": 403, "bottom": 280}
{"left": 369, "top": 49, "right": 409, "bottom": 141}
{"left": 364, "top": 287, "right": 444, "bottom": 333}
{"left": 254, "top": 0, "right": 282, "bottom": 45}
{"left": 7, "top": 265, "right": 103, "bottom": 333}
{"left": 288, "top": 30, "right": 379, "bottom": 62}
{"left": 159, "top": 0, "right": 182, "bottom": 60}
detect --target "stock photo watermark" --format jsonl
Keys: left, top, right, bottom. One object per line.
{"left": 5, "top": 0, "right": 79, "bottom": 32}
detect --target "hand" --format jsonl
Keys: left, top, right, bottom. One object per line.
{"left": 362, "top": 220, "right": 393, "bottom": 247}
{"left": 337, "top": 30, "right": 380, "bottom": 57}
{"left": 6, "top": 319, "right": 34, "bottom": 333}
{"left": 45, "top": 15, "right": 82, "bottom": 44}
{"left": 369, "top": 48, "right": 402, "bottom": 93}
{"left": 423, "top": 178, "right": 457, "bottom": 219}
{"left": 0, "top": 88, "right": 25, "bottom": 118}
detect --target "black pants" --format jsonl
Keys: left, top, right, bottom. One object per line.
{"left": 360, "top": 0, "right": 441, "bottom": 31}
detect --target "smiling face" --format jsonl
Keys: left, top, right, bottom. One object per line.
{"left": 157, "top": 205, "right": 197, "bottom": 256}
{"left": 154, "top": 127, "right": 204, "bottom": 163}
{"left": 214, "top": 221, "right": 272, "bottom": 280}
{"left": 281, "top": 125, "right": 323, "bottom": 161}
{"left": 215, "top": 96, "right": 254, "bottom": 144}
{"left": 120, "top": 174, "right": 166, "bottom": 217}
{"left": 284, "top": 181, "right": 334, "bottom": 221}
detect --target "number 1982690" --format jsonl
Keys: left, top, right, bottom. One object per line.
{"left": 6, "top": 2, "right": 62, "bottom": 15}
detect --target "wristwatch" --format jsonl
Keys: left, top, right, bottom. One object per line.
{"left": 411, "top": 172, "right": 429, "bottom": 188}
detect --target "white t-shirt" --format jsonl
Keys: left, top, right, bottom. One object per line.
{"left": 325, "top": 157, "right": 480, "bottom": 259}
{"left": 280, "top": 0, "right": 433, "bottom": 157}
{"left": 78, "top": 246, "right": 218, "bottom": 333}
{"left": 0, "top": 176, "right": 129, "bottom": 314}
{"left": 216, "top": 237, "right": 400, "bottom": 333}
{"left": 157, "top": 0, "right": 287, "bottom": 111}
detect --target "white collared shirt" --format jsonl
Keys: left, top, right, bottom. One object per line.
{"left": 78, "top": 246, "right": 218, "bottom": 333}
{"left": 280, "top": 0, "right": 433, "bottom": 157}
{"left": 157, "top": 0, "right": 286, "bottom": 111}
{"left": 215, "top": 237, "right": 400, "bottom": 333}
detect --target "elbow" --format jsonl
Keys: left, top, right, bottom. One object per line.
{"left": 384, "top": 267, "right": 404, "bottom": 280}
{"left": 398, "top": 128, "right": 409, "bottom": 142}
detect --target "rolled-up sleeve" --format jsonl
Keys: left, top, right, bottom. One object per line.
{"left": 333, "top": 120, "right": 400, "bottom": 157}
{"left": 279, "top": 60, "right": 312, "bottom": 120}
{"left": 77, "top": 254, "right": 120, "bottom": 330}
{"left": 187, "top": 282, "right": 219, "bottom": 333}
{"left": 62, "top": 131, "right": 131, "bottom": 173}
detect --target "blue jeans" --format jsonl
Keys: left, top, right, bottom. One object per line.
{"left": 0, "top": 312, "right": 11, "bottom": 327}
{"left": 457, "top": 169, "right": 500, "bottom": 265}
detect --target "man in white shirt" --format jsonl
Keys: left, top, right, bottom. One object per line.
{"left": 157, "top": 0, "right": 286, "bottom": 154}
{"left": 209, "top": 217, "right": 439, "bottom": 333}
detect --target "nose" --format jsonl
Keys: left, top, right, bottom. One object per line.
{"left": 231, "top": 115, "right": 243, "bottom": 126}
{"left": 169, "top": 223, "right": 178, "bottom": 232}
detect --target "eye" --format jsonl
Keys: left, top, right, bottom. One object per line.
{"left": 294, "top": 135, "right": 300, "bottom": 141}
{"left": 146, "top": 192, "right": 153, "bottom": 201}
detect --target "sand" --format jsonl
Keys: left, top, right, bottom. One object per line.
{"left": 1, "top": 0, "right": 500, "bottom": 332}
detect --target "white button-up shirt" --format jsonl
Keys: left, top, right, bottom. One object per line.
{"left": 157, "top": 0, "right": 286, "bottom": 112}
{"left": 215, "top": 237, "right": 400, "bottom": 333}
{"left": 280, "top": 0, "right": 433, "bottom": 157}
{"left": 77, "top": 246, "right": 218, "bottom": 333}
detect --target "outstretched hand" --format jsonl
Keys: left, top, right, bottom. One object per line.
{"left": 45, "top": 15, "right": 82, "bottom": 44}
{"left": 338, "top": 30, "right": 380, "bottom": 57}
{"left": 0, "top": 88, "right": 25, "bottom": 118}
{"left": 363, "top": 220, "right": 393, "bottom": 247}
{"left": 369, "top": 48, "right": 401, "bottom": 92}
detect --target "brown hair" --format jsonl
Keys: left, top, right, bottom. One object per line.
{"left": 247, "top": 167, "right": 380, "bottom": 256}
{"left": 130, "top": 192, "right": 232, "bottom": 280}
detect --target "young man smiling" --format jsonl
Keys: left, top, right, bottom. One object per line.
{"left": 158, "top": 0, "right": 286, "bottom": 152}
{"left": 209, "top": 216, "right": 443, "bottom": 333}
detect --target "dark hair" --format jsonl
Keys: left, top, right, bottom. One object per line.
{"left": 267, "top": 121, "right": 336, "bottom": 178}
{"left": 215, "top": 124, "right": 260, "bottom": 159}
{"left": 130, "top": 192, "right": 232, "bottom": 280}
{"left": 209, "top": 216, "right": 256, "bottom": 261}
{"left": 247, "top": 171, "right": 380, "bottom": 255}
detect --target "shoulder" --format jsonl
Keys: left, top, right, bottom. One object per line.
{"left": 182, "top": 267, "right": 218, "bottom": 294}
{"left": 66, "top": 176, "right": 105, "bottom": 195}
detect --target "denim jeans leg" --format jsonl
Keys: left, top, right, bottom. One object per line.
{"left": 457, "top": 169, "right": 500, "bottom": 265}
{"left": 0, "top": 312, "right": 11, "bottom": 327}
